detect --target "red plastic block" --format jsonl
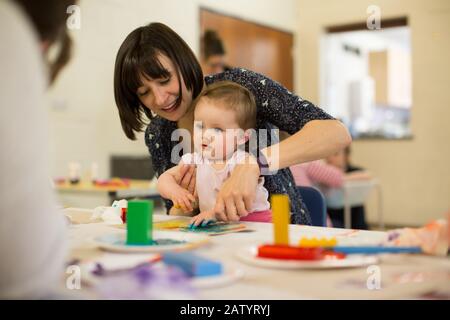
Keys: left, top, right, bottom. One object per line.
{"left": 121, "top": 207, "right": 127, "bottom": 223}
{"left": 257, "top": 244, "right": 324, "bottom": 260}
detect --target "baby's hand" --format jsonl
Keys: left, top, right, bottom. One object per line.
{"left": 171, "top": 186, "right": 196, "bottom": 213}
{"left": 189, "top": 210, "right": 216, "bottom": 229}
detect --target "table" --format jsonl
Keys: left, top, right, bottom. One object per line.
{"left": 55, "top": 179, "right": 161, "bottom": 208}
{"left": 325, "top": 179, "right": 383, "bottom": 229}
{"left": 56, "top": 179, "right": 159, "bottom": 198}
{"left": 65, "top": 209, "right": 450, "bottom": 300}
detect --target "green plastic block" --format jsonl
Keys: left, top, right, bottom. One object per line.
{"left": 126, "top": 200, "right": 153, "bottom": 245}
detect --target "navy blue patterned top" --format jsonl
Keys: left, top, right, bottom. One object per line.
{"left": 145, "top": 68, "right": 334, "bottom": 225}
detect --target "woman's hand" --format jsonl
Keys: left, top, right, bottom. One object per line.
{"left": 176, "top": 164, "right": 196, "bottom": 196}
{"left": 213, "top": 159, "right": 260, "bottom": 222}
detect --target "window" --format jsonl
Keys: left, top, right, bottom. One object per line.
{"left": 320, "top": 19, "right": 412, "bottom": 139}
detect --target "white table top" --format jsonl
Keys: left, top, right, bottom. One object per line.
{"left": 65, "top": 209, "right": 450, "bottom": 300}
{"left": 325, "top": 179, "right": 378, "bottom": 208}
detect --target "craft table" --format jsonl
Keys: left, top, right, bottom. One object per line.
{"left": 65, "top": 209, "right": 450, "bottom": 300}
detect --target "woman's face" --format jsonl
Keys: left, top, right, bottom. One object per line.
{"left": 136, "top": 54, "right": 192, "bottom": 122}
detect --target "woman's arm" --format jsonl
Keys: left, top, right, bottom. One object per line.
{"left": 206, "top": 69, "right": 351, "bottom": 170}
{"left": 206, "top": 69, "right": 351, "bottom": 219}
{"left": 262, "top": 120, "right": 351, "bottom": 171}
{"left": 213, "top": 153, "right": 259, "bottom": 221}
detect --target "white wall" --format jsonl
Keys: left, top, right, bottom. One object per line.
{"left": 47, "top": 0, "right": 299, "bottom": 206}
{"left": 198, "top": 0, "right": 299, "bottom": 32}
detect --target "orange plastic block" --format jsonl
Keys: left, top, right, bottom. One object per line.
{"left": 257, "top": 244, "right": 324, "bottom": 260}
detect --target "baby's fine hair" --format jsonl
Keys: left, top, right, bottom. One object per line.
{"left": 193, "top": 81, "right": 257, "bottom": 130}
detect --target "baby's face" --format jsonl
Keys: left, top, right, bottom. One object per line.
{"left": 194, "top": 98, "right": 244, "bottom": 161}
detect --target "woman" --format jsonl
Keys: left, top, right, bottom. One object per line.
{"left": 114, "top": 23, "right": 351, "bottom": 225}
{"left": 201, "top": 29, "right": 230, "bottom": 76}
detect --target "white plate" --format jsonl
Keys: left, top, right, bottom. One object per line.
{"left": 78, "top": 253, "right": 162, "bottom": 286}
{"left": 191, "top": 267, "right": 244, "bottom": 289}
{"left": 80, "top": 258, "right": 244, "bottom": 290}
{"left": 92, "top": 231, "right": 210, "bottom": 253}
{"left": 236, "top": 245, "right": 378, "bottom": 269}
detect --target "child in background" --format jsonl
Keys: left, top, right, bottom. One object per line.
{"left": 157, "top": 81, "right": 271, "bottom": 226}
{"left": 291, "top": 154, "right": 371, "bottom": 188}
{"left": 290, "top": 148, "right": 372, "bottom": 229}
{"left": 325, "top": 147, "right": 371, "bottom": 229}
{"left": 290, "top": 160, "right": 343, "bottom": 228}
{"left": 290, "top": 160, "right": 344, "bottom": 189}
{"left": 325, "top": 146, "right": 371, "bottom": 179}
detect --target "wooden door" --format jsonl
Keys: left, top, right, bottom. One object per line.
{"left": 200, "top": 9, "right": 294, "bottom": 91}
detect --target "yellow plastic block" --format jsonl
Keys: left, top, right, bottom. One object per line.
{"left": 271, "top": 194, "right": 290, "bottom": 245}
{"left": 173, "top": 200, "right": 197, "bottom": 210}
{"left": 298, "top": 237, "right": 337, "bottom": 248}
{"left": 154, "top": 220, "right": 189, "bottom": 230}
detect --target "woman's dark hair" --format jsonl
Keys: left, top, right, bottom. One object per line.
{"left": 114, "top": 22, "right": 204, "bottom": 140}
{"left": 202, "top": 30, "right": 226, "bottom": 60}
{"left": 14, "top": 0, "right": 75, "bottom": 83}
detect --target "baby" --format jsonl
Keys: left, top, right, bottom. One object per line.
{"left": 157, "top": 81, "right": 271, "bottom": 226}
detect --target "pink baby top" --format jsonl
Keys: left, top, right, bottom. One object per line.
{"left": 181, "top": 150, "right": 271, "bottom": 222}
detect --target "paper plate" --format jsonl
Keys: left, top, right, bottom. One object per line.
{"left": 236, "top": 245, "right": 378, "bottom": 269}
{"left": 79, "top": 257, "right": 243, "bottom": 290}
{"left": 154, "top": 219, "right": 248, "bottom": 236}
{"left": 92, "top": 231, "right": 210, "bottom": 253}
{"left": 190, "top": 267, "right": 244, "bottom": 289}
{"left": 78, "top": 253, "right": 162, "bottom": 286}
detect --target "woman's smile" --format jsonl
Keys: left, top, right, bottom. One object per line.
{"left": 160, "top": 99, "right": 178, "bottom": 113}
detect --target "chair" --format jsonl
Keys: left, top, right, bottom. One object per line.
{"left": 297, "top": 186, "right": 327, "bottom": 227}
{"left": 109, "top": 155, "right": 161, "bottom": 204}
{"left": 110, "top": 155, "right": 155, "bottom": 180}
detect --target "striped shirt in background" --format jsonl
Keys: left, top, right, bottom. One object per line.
{"left": 290, "top": 160, "right": 344, "bottom": 188}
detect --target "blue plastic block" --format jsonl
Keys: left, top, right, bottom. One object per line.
{"left": 162, "top": 252, "right": 222, "bottom": 277}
